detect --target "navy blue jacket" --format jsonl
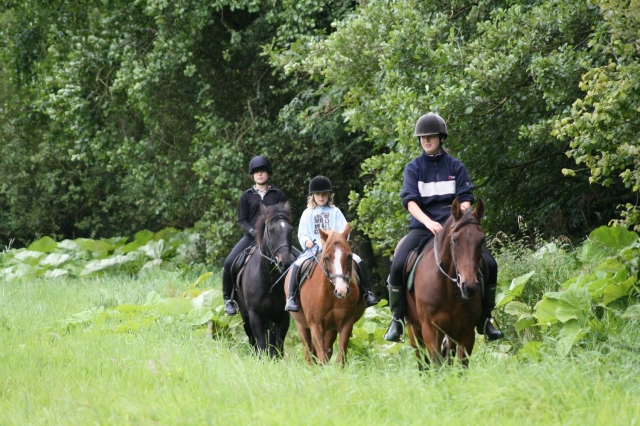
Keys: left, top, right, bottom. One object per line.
{"left": 401, "top": 149, "right": 474, "bottom": 230}
{"left": 238, "top": 186, "right": 287, "bottom": 235}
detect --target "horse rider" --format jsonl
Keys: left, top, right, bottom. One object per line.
{"left": 221, "top": 155, "right": 288, "bottom": 315}
{"left": 383, "top": 113, "right": 504, "bottom": 342}
{"left": 285, "top": 175, "right": 379, "bottom": 312}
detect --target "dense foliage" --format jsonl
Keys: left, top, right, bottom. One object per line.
{"left": 270, "top": 0, "right": 640, "bottom": 252}
{"left": 1, "top": 0, "right": 639, "bottom": 263}
{"left": 0, "top": 0, "right": 366, "bottom": 260}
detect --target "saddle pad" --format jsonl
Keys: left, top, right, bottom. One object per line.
{"left": 406, "top": 250, "right": 425, "bottom": 293}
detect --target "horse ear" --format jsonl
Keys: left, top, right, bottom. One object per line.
{"left": 473, "top": 198, "right": 485, "bottom": 221}
{"left": 342, "top": 223, "right": 351, "bottom": 241}
{"left": 318, "top": 228, "right": 329, "bottom": 242}
{"left": 260, "top": 202, "right": 268, "bottom": 216}
{"left": 451, "top": 197, "right": 462, "bottom": 220}
{"left": 282, "top": 201, "right": 290, "bottom": 211}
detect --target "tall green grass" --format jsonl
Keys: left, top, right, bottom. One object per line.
{"left": 2, "top": 269, "right": 640, "bottom": 425}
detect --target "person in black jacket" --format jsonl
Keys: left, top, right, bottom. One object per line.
{"left": 383, "top": 113, "right": 504, "bottom": 342}
{"left": 222, "top": 155, "right": 288, "bottom": 315}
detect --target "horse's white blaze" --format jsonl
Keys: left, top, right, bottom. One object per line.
{"left": 333, "top": 247, "right": 349, "bottom": 297}
{"left": 280, "top": 221, "right": 285, "bottom": 228}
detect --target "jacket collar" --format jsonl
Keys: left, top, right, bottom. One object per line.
{"left": 249, "top": 185, "right": 273, "bottom": 194}
{"left": 421, "top": 147, "right": 446, "bottom": 162}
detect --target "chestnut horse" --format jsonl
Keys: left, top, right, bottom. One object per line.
{"left": 286, "top": 224, "right": 366, "bottom": 364}
{"left": 405, "top": 198, "right": 485, "bottom": 368}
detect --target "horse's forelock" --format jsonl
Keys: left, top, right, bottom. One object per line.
{"left": 450, "top": 208, "right": 480, "bottom": 233}
{"left": 254, "top": 203, "right": 291, "bottom": 244}
{"left": 323, "top": 229, "right": 351, "bottom": 254}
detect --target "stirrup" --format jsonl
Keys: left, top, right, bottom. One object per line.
{"left": 224, "top": 299, "right": 238, "bottom": 316}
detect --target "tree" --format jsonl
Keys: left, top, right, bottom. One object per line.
{"left": 271, "top": 0, "right": 634, "bottom": 254}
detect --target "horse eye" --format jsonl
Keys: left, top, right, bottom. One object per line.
{"left": 451, "top": 238, "right": 458, "bottom": 244}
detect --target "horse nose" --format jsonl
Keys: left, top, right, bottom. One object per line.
{"left": 461, "top": 281, "right": 478, "bottom": 299}
{"left": 333, "top": 286, "right": 350, "bottom": 298}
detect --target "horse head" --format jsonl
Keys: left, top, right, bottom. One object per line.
{"left": 257, "top": 201, "right": 293, "bottom": 273}
{"left": 448, "top": 198, "right": 485, "bottom": 300}
{"left": 318, "top": 223, "right": 352, "bottom": 299}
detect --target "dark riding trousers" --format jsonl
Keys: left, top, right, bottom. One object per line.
{"left": 224, "top": 235, "right": 255, "bottom": 274}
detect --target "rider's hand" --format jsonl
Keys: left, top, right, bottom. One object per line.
{"left": 424, "top": 219, "right": 442, "bottom": 235}
{"left": 305, "top": 240, "right": 315, "bottom": 249}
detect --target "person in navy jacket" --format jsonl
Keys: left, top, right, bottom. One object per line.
{"left": 383, "top": 113, "right": 504, "bottom": 342}
{"left": 221, "top": 155, "right": 288, "bottom": 316}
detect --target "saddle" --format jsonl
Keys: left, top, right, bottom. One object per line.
{"left": 293, "top": 256, "right": 362, "bottom": 295}
{"left": 230, "top": 243, "right": 259, "bottom": 287}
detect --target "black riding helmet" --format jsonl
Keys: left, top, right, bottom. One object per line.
{"left": 309, "top": 176, "right": 333, "bottom": 194}
{"left": 414, "top": 113, "right": 448, "bottom": 140}
{"left": 248, "top": 155, "right": 272, "bottom": 175}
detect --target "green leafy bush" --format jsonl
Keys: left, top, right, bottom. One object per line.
{"left": 498, "top": 225, "right": 639, "bottom": 356}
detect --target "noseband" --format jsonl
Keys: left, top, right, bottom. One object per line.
{"left": 312, "top": 245, "right": 352, "bottom": 287}
{"left": 433, "top": 219, "right": 481, "bottom": 293}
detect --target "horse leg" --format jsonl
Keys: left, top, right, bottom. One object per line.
{"left": 272, "top": 318, "right": 290, "bottom": 359}
{"left": 309, "top": 324, "right": 328, "bottom": 363}
{"left": 421, "top": 325, "right": 444, "bottom": 368}
{"left": 456, "top": 332, "right": 476, "bottom": 368}
{"left": 296, "top": 322, "right": 315, "bottom": 365}
{"left": 268, "top": 326, "right": 277, "bottom": 358}
{"left": 248, "top": 311, "right": 267, "bottom": 354}
{"left": 407, "top": 323, "right": 429, "bottom": 370}
{"left": 324, "top": 330, "right": 338, "bottom": 361}
{"left": 335, "top": 322, "right": 355, "bottom": 366}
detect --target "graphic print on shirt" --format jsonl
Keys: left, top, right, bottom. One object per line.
{"left": 313, "top": 212, "right": 331, "bottom": 234}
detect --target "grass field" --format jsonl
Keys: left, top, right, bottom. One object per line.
{"left": 2, "top": 270, "right": 640, "bottom": 425}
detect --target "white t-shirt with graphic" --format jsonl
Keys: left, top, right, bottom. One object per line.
{"left": 297, "top": 205, "right": 347, "bottom": 254}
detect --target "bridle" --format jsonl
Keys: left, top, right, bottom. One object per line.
{"left": 433, "top": 219, "right": 481, "bottom": 293}
{"left": 258, "top": 216, "right": 291, "bottom": 266}
{"left": 311, "top": 242, "right": 352, "bottom": 287}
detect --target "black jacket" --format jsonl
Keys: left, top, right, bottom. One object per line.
{"left": 237, "top": 186, "right": 288, "bottom": 235}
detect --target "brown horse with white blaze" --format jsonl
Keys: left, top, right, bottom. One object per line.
{"left": 406, "top": 198, "right": 486, "bottom": 367}
{"left": 286, "top": 223, "right": 366, "bottom": 365}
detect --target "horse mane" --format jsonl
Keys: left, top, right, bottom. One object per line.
{"left": 254, "top": 202, "right": 292, "bottom": 245}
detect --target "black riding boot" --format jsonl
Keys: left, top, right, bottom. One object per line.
{"left": 356, "top": 261, "right": 380, "bottom": 307}
{"left": 383, "top": 284, "right": 406, "bottom": 342}
{"left": 476, "top": 283, "right": 504, "bottom": 341}
{"left": 222, "top": 269, "right": 237, "bottom": 316}
{"left": 285, "top": 263, "right": 301, "bottom": 312}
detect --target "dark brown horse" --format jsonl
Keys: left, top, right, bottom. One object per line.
{"left": 236, "top": 202, "right": 293, "bottom": 357}
{"left": 286, "top": 224, "right": 366, "bottom": 364}
{"left": 405, "top": 198, "right": 485, "bottom": 367}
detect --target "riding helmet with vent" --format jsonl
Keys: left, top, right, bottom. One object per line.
{"left": 309, "top": 176, "right": 333, "bottom": 194}
{"left": 414, "top": 113, "right": 448, "bottom": 140}
{"left": 248, "top": 156, "right": 272, "bottom": 175}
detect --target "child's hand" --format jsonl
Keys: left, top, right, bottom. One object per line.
{"left": 305, "top": 240, "right": 315, "bottom": 249}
